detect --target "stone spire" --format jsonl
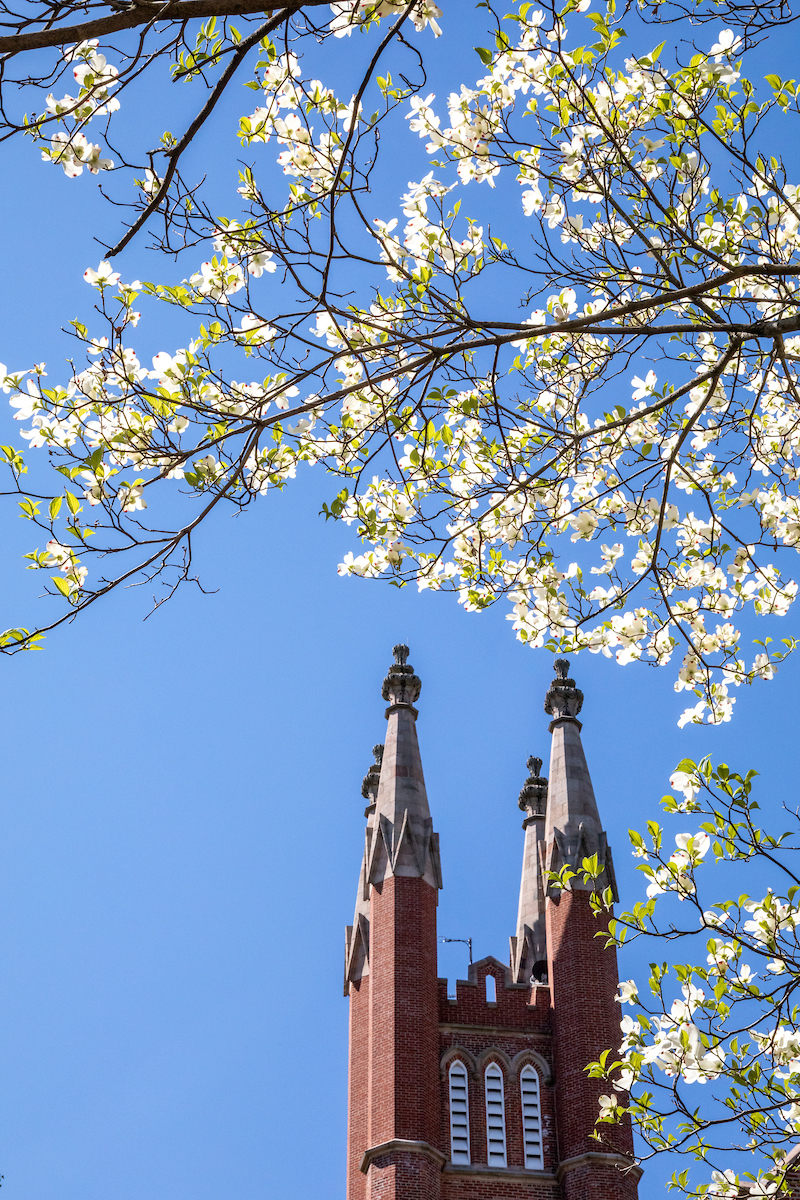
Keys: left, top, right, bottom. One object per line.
{"left": 543, "top": 659, "right": 617, "bottom": 898}
{"left": 510, "top": 755, "right": 549, "bottom": 984}
{"left": 351, "top": 645, "right": 443, "bottom": 1200}
{"left": 344, "top": 743, "right": 385, "bottom": 994}
{"left": 543, "top": 659, "right": 637, "bottom": 1198}
{"left": 366, "top": 645, "right": 442, "bottom": 889}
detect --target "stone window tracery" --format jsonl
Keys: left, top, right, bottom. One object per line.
{"left": 484, "top": 1062, "right": 507, "bottom": 1168}
{"left": 448, "top": 1060, "right": 470, "bottom": 1164}
{"left": 520, "top": 1064, "right": 543, "bottom": 1169}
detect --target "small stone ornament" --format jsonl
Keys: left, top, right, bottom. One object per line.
{"left": 381, "top": 643, "right": 422, "bottom": 707}
{"left": 544, "top": 657, "right": 584, "bottom": 721}
{"left": 518, "top": 754, "right": 548, "bottom": 816}
{"left": 361, "top": 743, "right": 384, "bottom": 802}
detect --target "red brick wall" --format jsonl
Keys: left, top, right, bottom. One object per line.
{"left": 346, "top": 813, "right": 643, "bottom": 1199}
{"left": 441, "top": 1174, "right": 559, "bottom": 1200}
{"left": 347, "top": 975, "right": 370, "bottom": 1200}
{"left": 561, "top": 1164, "right": 639, "bottom": 1200}
{"left": 438, "top": 962, "right": 556, "bottom": 1176}
{"left": 785, "top": 1165, "right": 800, "bottom": 1197}
{"left": 367, "top": 1150, "right": 442, "bottom": 1200}
{"left": 546, "top": 890, "right": 637, "bottom": 1199}
{"left": 438, "top": 966, "right": 551, "bottom": 1031}
{"left": 366, "top": 874, "right": 442, "bottom": 1200}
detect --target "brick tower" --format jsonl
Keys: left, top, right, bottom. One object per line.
{"left": 345, "top": 648, "right": 641, "bottom": 1200}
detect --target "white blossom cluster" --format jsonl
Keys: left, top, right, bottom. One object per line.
{"left": 10, "top": 0, "right": 800, "bottom": 720}
{"left": 599, "top": 759, "right": 800, "bottom": 1196}
{"left": 329, "top": 0, "right": 442, "bottom": 38}
{"left": 11, "top": 1, "right": 800, "bottom": 1192}
{"left": 37, "top": 41, "right": 119, "bottom": 176}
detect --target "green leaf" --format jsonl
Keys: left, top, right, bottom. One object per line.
{"left": 17, "top": 498, "right": 40, "bottom": 519}
{"left": 475, "top": 46, "right": 493, "bottom": 65}
{"left": 48, "top": 496, "right": 62, "bottom": 520}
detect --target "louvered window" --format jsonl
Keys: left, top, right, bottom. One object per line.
{"left": 520, "top": 1065, "right": 543, "bottom": 1168}
{"left": 484, "top": 1063, "right": 507, "bottom": 1167}
{"left": 448, "top": 1061, "right": 470, "bottom": 1164}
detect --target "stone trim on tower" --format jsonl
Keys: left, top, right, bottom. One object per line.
{"left": 366, "top": 645, "right": 443, "bottom": 890}
{"left": 345, "top": 649, "right": 641, "bottom": 1200}
{"left": 511, "top": 755, "right": 549, "bottom": 985}
{"left": 344, "top": 744, "right": 384, "bottom": 994}
{"left": 543, "top": 660, "right": 618, "bottom": 901}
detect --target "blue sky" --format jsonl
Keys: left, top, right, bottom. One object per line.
{"left": 2, "top": 7, "right": 800, "bottom": 1198}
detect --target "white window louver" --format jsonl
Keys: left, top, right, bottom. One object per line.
{"left": 520, "top": 1065, "right": 543, "bottom": 1169}
{"left": 448, "top": 1061, "right": 470, "bottom": 1164}
{"left": 484, "top": 1063, "right": 507, "bottom": 1168}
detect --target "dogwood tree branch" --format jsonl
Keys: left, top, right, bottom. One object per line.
{"left": 0, "top": 0, "right": 327, "bottom": 56}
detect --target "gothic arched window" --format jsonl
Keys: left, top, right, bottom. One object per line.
{"left": 448, "top": 1060, "right": 470, "bottom": 1164}
{"left": 520, "top": 1064, "right": 543, "bottom": 1169}
{"left": 484, "top": 1062, "right": 507, "bottom": 1167}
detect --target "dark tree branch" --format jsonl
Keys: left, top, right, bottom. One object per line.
{"left": 105, "top": 8, "right": 285, "bottom": 256}
{"left": 0, "top": 0, "right": 328, "bottom": 56}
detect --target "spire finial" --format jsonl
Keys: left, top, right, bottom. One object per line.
{"left": 382, "top": 643, "right": 421, "bottom": 709}
{"left": 545, "top": 657, "right": 584, "bottom": 722}
{"left": 361, "top": 743, "right": 384, "bottom": 805}
{"left": 519, "top": 754, "right": 548, "bottom": 816}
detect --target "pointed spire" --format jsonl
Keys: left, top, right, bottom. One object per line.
{"left": 344, "top": 745, "right": 384, "bottom": 993}
{"left": 368, "top": 644, "right": 442, "bottom": 889}
{"left": 543, "top": 659, "right": 617, "bottom": 899}
{"left": 511, "top": 755, "right": 549, "bottom": 984}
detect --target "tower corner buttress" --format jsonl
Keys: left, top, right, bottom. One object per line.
{"left": 345, "top": 646, "right": 443, "bottom": 1200}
